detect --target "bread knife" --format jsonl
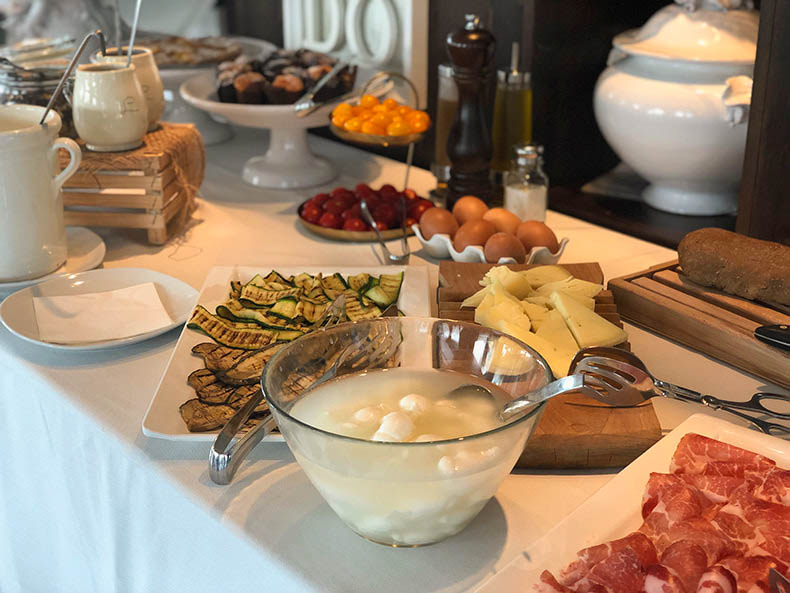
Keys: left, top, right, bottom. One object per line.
{"left": 754, "top": 324, "right": 790, "bottom": 352}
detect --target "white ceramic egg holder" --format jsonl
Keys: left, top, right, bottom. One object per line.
{"left": 411, "top": 225, "right": 569, "bottom": 265}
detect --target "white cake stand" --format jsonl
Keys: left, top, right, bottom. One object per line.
{"left": 180, "top": 72, "right": 337, "bottom": 189}
{"left": 158, "top": 37, "right": 276, "bottom": 146}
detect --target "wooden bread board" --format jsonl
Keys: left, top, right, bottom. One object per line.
{"left": 438, "top": 261, "right": 662, "bottom": 469}
{"left": 609, "top": 260, "right": 790, "bottom": 390}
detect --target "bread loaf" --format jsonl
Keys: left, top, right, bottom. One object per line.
{"left": 678, "top": 228, "right": 790, "bottom": 305}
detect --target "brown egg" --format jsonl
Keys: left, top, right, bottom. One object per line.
{"left": 516, "top": 221, "right": 559, "bottom": 253}
{"left": 452, "top": 195, "right": 489, "bottom": 225}
{"left": 419, "top": 207, "right": 458, "bottom": 240}
{"left": 482, "top": 208, "right": 521, "bottom": 235}
{"left": 484, "top": 232, "right": 527, "bottom": 263}
{"left": 453, "top": 219, "right": 497, "bottom": 252}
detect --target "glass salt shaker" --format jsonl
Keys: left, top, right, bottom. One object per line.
{"left": 504, "top": 144, "right": 548, "bottom": 221}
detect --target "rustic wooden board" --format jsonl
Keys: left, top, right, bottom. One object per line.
{"left": 438, "top": 261, "right": 662, "bottom": 469}
{"left": 609, "top": 260, "right": 790, "bottom": 390}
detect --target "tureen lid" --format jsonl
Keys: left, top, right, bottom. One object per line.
{"left": 613, "top": 3, "right": 758, "bottom": 64}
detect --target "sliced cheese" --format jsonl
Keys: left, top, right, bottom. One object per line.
{"left": 536, "top": 309, "right": 579, "bottom": 352}
{"left": 520, "top": 265, "right": 571, "bottom": 288}
{"left": 535, "top": 278, "right": 603, "bottom": 300}
{"left": 549, "top": 291, "right": 627, "bottom": 348}
{"left": 476, "top": 293, "right": 532, "bottom": 334}
{"left": 479, "top": 265, "right": 533, "bottom": 298}
{"left": 524, "top": 295, "right": 551, "bottom": 307}
{"left": 492, "top": 319, "right": 575, "bottom": 378}
{"left": 462, "top": 284, "right": 490, "bottom": 308}
{"left": 519, "top": 300, "right": 550, "bottom": 331}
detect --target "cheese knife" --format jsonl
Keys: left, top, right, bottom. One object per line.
{"left": 754, "top": 324, "right": 790, "bottom": 352}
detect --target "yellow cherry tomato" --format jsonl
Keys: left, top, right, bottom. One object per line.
{"left": 382, "top": 98, "right": 399, "bottom": 111}
{"left": 333, "top": 102, "right": 353, "bottom": 116}
{"left": 361, "top": 121, "right": 386, "bottom": 135}
{"left": 407, "top": 110, "right": 431, "bottom": 126}
{"left": 396, "top": 105, "right": 413, "bottom": 116}
{"left": 408, "top": 119, "right": 430, "bottom": 133}
{"left": 343, "top": 117, "right": 363, "bottom": 132}
{"left": 390, "top": 114, "right": 404, "bottom": 123}
{"left": 358, "top": 109, "right": 375, "bottom": 121}
{"left": 370, "top": 113, "right": 392, "bottom": 127}
{"left": 332, "top": 114, "right": 350, "bottom": 127}
{"left": 386, "top": 120, "right": 411, "bottom": 136}
{"left": 359, "top": 94, "right": 379, "bottom": 108}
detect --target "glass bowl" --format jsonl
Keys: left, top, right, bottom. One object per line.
{"left": 261, "top": 317, "right": 552, "bottom": 547}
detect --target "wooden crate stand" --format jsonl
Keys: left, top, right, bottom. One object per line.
{"left": 59, "top": 123, "right": 204, "bottom": 245}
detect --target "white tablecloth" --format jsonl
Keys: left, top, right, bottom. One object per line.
{"left": 1, "top": 129, "right": 786, "bottom": 593}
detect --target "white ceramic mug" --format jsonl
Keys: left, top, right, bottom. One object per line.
{"left": 93, "top": 46, "right": 165, "bottom": 131}
{"left": 72, "top": 63, "right": 149, "bottom": 152}
{"left": 0, "top": 104, "right": 81, "bottom": 282}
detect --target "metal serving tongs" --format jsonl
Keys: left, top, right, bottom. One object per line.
{"left": 570, "top": 347, "right": 790, "bottom": 436}
{"left": 360, "top": 197, "right": 410, "bottom": 265}
{"left": 293, "top": 66, "right": 392, "bottom": 118}
{"left": 209, "top": 300, "right": 401, "bottom": 485}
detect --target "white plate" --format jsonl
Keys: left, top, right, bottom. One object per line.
{"left": 0, "top": 268, "right": 198, "bottom": 351}
{"left": 0, "top": 227, "right": 105, "bottom": 296}
{"left": 142, "top": 265, "right": 432, "bottom": 441}
{"left": 474, "top": 414, "right": 790, "bottom": 593}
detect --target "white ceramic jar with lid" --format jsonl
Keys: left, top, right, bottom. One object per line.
{"left": 593, "top": 0, "right": 757, "bottom": 215}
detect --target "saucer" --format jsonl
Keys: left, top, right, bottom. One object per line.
{"left": 0, "top": 227, "right": 106, "bottom": 296}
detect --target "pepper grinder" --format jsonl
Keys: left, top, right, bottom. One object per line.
{"left": 445, "top": 14, "right": 496, "bottom": 209}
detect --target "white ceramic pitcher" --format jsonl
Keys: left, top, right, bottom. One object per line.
{"left": 0, "top": 104, "right": 81, "bottom": 282}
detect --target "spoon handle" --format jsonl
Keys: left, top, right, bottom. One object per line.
{"left": 500, "top": 374, "right": 586, "bottom": 422}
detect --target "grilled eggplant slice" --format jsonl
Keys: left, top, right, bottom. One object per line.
{"left": 179, "top": 399, "right": 237, "bottom": 432}
{"left": 188, "top": 368, "right": 237, "bottom": 404}
{"left": 191, "top": 342, "right": 249, "bottom": 371}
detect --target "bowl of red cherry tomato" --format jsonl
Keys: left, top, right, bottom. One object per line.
{"left": 297, "top": 183, "right": 435, "bottom": 242}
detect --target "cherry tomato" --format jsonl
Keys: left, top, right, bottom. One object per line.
{"left": 342, "top": 218, "right": 368, "bottom": 232}
{"left": 343, "top": 117, "right": 362, "bottom": 132}
{"left": 323, "top": 196, "right": 353, "bottom": 214}
{"left": 331, "top": 187, "right": 353, "bottom": 199}
{"left": 382, "top": 98, "right": 399, "bottom": 111}
{"left": 360, "top": 195, "right": 380, "bottom": 211}
{"left": 318, "top": 211, "right": 343, "bottom": 229}
{"left": 408, "top": 199, "right": 434, "bottom": 221}
{"left": 309, "top": 193, "right": 330, "bottom": 208}
{"left": 301, "top": 203, "right": 322, "bottom": 224}
{"left": 403, "top": 189, "right": 418, "bottom": 200}
{"left": 374, "top": 221, "right": 389, "bottom": 231}
{"left": 354, "top": 183, "right": 372, "bottom": 194}
{"left": 373, "top": 203, "right": 398, "bottom": 227}
{"left": 379, "top": 184, "right": 396, "bottom": 194}
{"left": 341, "top": 204, "right": 362, "bottom": 220}
{"left": 386, "top": 120, "right": 411, "bottom": 136}
{"left": 405, "top": 217, "right": 417, "bottom": 227}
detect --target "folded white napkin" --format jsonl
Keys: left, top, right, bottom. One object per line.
{"left": 33, "top": 282, "right": 173, "bottom": 344}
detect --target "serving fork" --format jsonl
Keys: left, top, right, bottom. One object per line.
{"left": 570, "top": 347, "right": 790, "bottom": 436}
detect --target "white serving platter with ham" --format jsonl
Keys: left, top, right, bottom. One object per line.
{"left": 475, "top": 414, "right": 790, "bottom": 593}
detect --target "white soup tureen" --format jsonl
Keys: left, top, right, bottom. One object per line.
{"left": 593, "top": 0, "right": 758, "bottom": 215}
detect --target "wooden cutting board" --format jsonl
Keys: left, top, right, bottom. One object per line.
{"left": 438, "top": 261, "right": 662, "bottom": 469}
{"left": 609, "top": 260, "right": 790, "bottom": 390}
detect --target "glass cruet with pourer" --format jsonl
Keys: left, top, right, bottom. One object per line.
{"left": 504, "top": 144, "right": 549, "bottom": 222}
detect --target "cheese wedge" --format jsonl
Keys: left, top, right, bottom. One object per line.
{"left": 479, "top": 266, "right": 533, "bottom": 298}
{"left": 520, "top": 265, "right": 571, "bottom": 288}
{"left": 535, "top": 278, "right": 603, "bottom": 300}
{"left": 549, "top": 291, "right": 627, "bottom": 348}
{"left": 519, "top": 300, "right": 550, "bottom": 331}
{"left": 536, "top": 309, "right": 579, "bottom": 352}
{"left": 476, "top": 294, "right": 532, "bottom": 334}
{"left": 493, "top": 319, "right": 575, "bottom": 378}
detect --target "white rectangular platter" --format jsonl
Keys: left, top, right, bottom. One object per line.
{"left": 475, "top": 414, "right": 790, "bottom": 593}
{"left": 142, "top": 265, "right": 431, "bottom": 441}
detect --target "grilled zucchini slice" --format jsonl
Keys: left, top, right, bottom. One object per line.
{"left": 347, "top": 273, "right": 371, "bottom": 293}
{"left": 216, "top": 300, "right": 304, "bottom": 330}
{"left": 239, "top": 284, "right": 301, "bottom": 307}
{"left": 270, "top": 296, "right": 302, "bottom": 320}
{"left": 188, "top": 305, "right": 301, "bottom": 349}
{"left": 344, "top": 290, "right": 382, "bottom": 321}
{"left": 364, "top": 272, "right": 403, "bottom": 307}
{"left": 321, "top": 273, "right": 348, "bottom": 299}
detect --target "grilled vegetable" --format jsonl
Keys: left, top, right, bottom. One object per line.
{"left": 321, "top": 273, "right": 347, "bottom": 299}
{"left": 270, "top": 296, "right": 302, "bottom": 320}
{"left": 188, "top": 305, "right": 302, "bottom": 349}
{"left": 344, "top": 289, "right": 381, "bottom": 321}
{"left": 347, "top": 273, "right": 371, "bottom": 292}
{"left": 188, "top": 368, "right": 238, "bottom": 404}
{"left": 216, "top": 300, "right": 305, "bottom": 330}
{"left": 239, "top": 284, "right": 301, "bottom": 307}
{"left": 179, "top": 399, "right": 237, "bottom": 432}
{"left": 364, "top": 272, "right": 403, "bottom": 307}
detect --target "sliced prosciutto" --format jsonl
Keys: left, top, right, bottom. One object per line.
{"left": 536, "top": 434, "right": 788, "bottom": 593}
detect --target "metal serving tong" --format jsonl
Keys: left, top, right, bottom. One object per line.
{"left": 570, "top": 347, "right": 790, "bottom": 436}
{"left": 209, "top": 301, "right": 400, "bottom": 485}
{"left": 360, "top": 197, "right": 410, "bottom": 265}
